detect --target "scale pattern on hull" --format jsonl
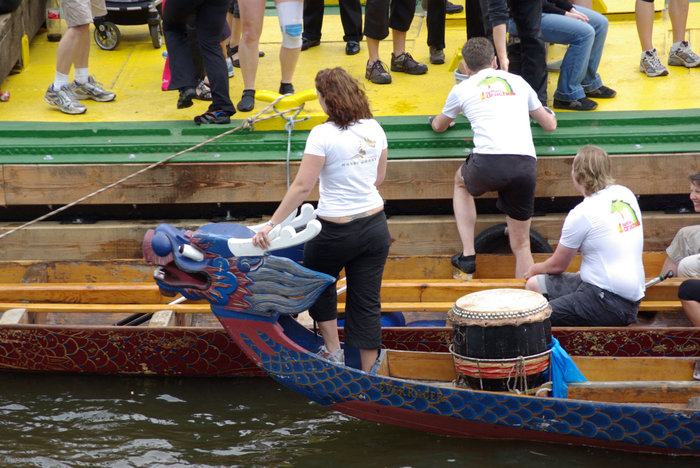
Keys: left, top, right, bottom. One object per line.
{"left": 235, "top": 326, "right": 700, "bottom": 454}
{"left": 0, "top": 326, "right": 263, "bottom": 376}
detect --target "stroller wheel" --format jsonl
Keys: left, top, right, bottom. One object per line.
{"left": 150, "top": 22, "right": 163, "bottom": 49}
{"left": 94, "top": 21, "right": 120, "bottom": 50}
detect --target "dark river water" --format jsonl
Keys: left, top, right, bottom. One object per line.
{"left": 0, "top": 372, "right": 697, "bottom": 467}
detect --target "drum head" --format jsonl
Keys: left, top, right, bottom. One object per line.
{"left": 448, "top": 288, "right": 551, "bottom": 327}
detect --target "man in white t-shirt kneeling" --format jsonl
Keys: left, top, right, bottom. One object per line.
{"left": 524, "top": 145, "right": 645, "bottom": 326}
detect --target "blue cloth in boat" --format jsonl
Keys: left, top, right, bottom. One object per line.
{"left": 548, "top": 337, "right": 586, "bottom": 398}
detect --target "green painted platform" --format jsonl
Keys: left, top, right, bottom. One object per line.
{"left": 0, "top": 109, "right": 699, "bottom": 165}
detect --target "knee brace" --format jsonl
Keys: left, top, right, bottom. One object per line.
{"left": 276, "top": 1, "right": 303, "bottom": 49}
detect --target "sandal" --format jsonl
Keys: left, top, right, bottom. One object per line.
{"left": 230, "top": 50, "right": 265, "bottom": 68}
{"left": 194, "top": 110, "right": 232, "bottom": 125}
{"left": 195, "top": 81, "right": 212, "bottom": 101}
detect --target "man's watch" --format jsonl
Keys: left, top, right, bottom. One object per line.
{"left": 266, "top": 220, "right": 276, "bottom": 228}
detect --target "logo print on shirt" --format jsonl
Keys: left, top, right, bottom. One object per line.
{"left": 343, "top": 137, "right": 377, "bottom": 166}
{"left": 611, "top": 200, "right": 641, "bottom": 233}
{"left": 478, "top": 76, "right": 515, "bottom": 100}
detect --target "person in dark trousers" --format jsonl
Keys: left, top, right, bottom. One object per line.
{"left": 163, "top": 0, "right": 235, "bottom": 124}
{"left": 253, "top": 67, "right": 390, "bottom": 372}
{"left": 425, "top": 0, "right": 447, "bottom": 64}
{"left": 363, "top": 0, "right": 428, "bottom": 84}
{"left": 481, "top": 0, "right": 549, "bottom": 105}
{"left": 301, "top": 0, "right": 363, "bottom": 55}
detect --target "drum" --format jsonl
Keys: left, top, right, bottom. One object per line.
{"left": 447, "top": 288, "right": 552, "bottom": 392}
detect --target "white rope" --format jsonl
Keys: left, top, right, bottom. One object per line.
{"left": 0, "top": 97, "right": 305, "bottom": 241}
{"left": 279, "top": 102, "right": 309, "bottom": 188}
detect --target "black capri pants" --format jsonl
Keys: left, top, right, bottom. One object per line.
{"left": 303, "top": 211, "right": 391, "bottom": 350}
{"left": 364, "top": 0, "right": 416, "bottom": 40}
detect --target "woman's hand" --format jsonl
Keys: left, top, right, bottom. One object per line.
{"left": 252, "top": 223, "right": 274, "bottom": 250}
{"left": 566, "top": 7, "right": 589, "bottom": 22}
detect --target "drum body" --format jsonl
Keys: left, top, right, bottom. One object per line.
{"left": 448, "top": 289, "right": 552, "bottom": 392}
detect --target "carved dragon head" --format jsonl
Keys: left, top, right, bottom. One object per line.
{"left": 142, "top": 204, "right": 334, "bottom": 318}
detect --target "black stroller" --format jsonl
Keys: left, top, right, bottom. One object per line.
{"left": 93, "top": 0, "right": 163, "bottom": 50}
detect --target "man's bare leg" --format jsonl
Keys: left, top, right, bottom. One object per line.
{"left": 452, "top": 168, "right": 476, "bottom": 256}
{"left": 681, "top": 299, "right": 700, "bottom": 326}
{"left": 506, "top": 215, "right": 534, "bottom": 278}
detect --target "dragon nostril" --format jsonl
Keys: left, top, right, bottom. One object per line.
{"left": 152, "top": 231, "right": 172, "bottom": 257}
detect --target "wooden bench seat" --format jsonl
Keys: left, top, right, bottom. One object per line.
{"left": 567, "top": 380, "right": 700, "bottom": 404}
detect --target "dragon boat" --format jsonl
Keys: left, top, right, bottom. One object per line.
{"left": 141, "top": 215, "right": 700, "bottom": 456}
{"left": 0, "top": 2, "right": 698, "bottom": 380}
{"left": 0, "top": 204, "right": 698, "bottom": 377}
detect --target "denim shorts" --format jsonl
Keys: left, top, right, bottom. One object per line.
{"left": 537, "top": 272, "right": 640, "bottom": 326}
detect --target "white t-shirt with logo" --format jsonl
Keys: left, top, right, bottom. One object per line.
{"left": 304, "top": 119, "right": 387, "bottom": 217}
{"left": 441, "top": 68, "right": 542, "bottom": 158}
{"left": 559, "top": 184, "right": 645, "bottom": 301}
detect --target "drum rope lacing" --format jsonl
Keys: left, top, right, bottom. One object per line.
{"left": 450, "top": 345, "right": 553, "bottom": 394}
{"left": 0, "top": 96, "right": 306, "bottom": 241}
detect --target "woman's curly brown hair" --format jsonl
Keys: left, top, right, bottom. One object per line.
{"left": 315, "top": 67, "right": 372, "bottom": 129}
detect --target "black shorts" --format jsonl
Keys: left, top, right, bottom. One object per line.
{"left": 679, "top": 279, "right": 700, "bottom": 301}
{"left": 460, "top": 152, "right": 537, "bottom": 221}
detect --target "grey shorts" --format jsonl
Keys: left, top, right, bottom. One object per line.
{"left": 537, "top": 272, "right": 640, "bottom": 326}
{"left": 460, "top": 153, "right": 536, "bottom": 221}
{"left": 61, "top": 0, "right": 107, "bottom": 27}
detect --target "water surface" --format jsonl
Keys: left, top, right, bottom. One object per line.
{"left": 0, "top": 373, "right": 696, "bottom": 467}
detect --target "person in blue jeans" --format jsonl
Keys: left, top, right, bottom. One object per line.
{"left": 508, "top": 0, "right": 615, "bottom": 111}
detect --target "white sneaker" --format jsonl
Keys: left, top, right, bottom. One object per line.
{"left": 70, "top": 76, "right": 116, "bottom": 102}
{"left": 317, "top": 345, "right": 344, "bottom": 364}
{"left": 44, "top": 84, "right": 87, "bottom": 114}
{"left": 668, "top": 41, "right": 700, "bottom": 67}
{"left": 639, "top": 49, "right": 669, "bottom": 77}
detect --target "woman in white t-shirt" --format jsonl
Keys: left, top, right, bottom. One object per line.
{"left": 524, "top": 145, "right": 645, "bottom": 326}
{"left": 252, "top": 67, "right": 390, "bottom": 372}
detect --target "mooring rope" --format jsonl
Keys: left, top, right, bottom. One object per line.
{"left": 283, "top": 105, "right": 308, "bottom": 188}
{"left": 0, "top": 97, "right": 306, "bottom": 241}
